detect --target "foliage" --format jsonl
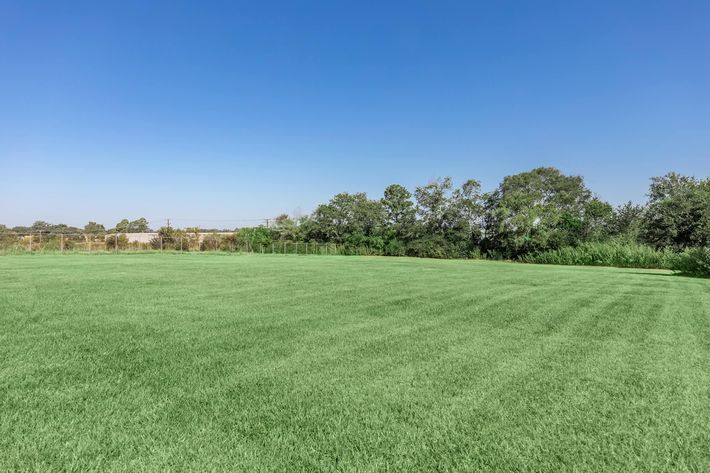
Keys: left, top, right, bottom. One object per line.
{"left": 237, "top": 226, "right": 271, "bottom": 247}
{"left": 83, "top": 222, "right": 106, "bottom": 237}
{"left": 610, "top": 201, "right": 644, "bottom": 239}
{"left": 520, "top": 241, "right": 677, "bottom": 269}
{"left": 199, "top": 233, "right": 223, "bottom": 251}
{"left": 3, "top": 167, "right": 708, "bottom": 267}
{"left": 150, "top": 227, "right": 192, "bottom": 251}
{"left": 381, "top": 184, "right": 417, "bottom": 242}
{"left": 673, "top": 247, "right": 710, "bottom": 276}
{"left": 105, "top": 233, "right": 129, "bottom": 250}
{"left": 641, "top": 173, "right": 710, "bottom": 249}
{"left": 306, "top": 192, "right": 385, "bottom": 247}
{"left": 270, "top": 214, "right": 299, "bottom": 241}
{"left": 483, "top": 167, "right": 593, "bottom": 257}
{"left": 114, "top": 217, "right": 152, "bottom": 233}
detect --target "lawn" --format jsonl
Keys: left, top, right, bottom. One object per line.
{"left": 1, "top": 254, "right": 708, "bottom": 471}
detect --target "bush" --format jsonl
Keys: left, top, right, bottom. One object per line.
{"left": 149, "top": 229, "right": 192, "bottom": 251}
{"left": 200, "top": 234, "right": 223, "bottom": 251}
{"left": 673, "top": 247, "right": 710, "bottom": 276}
{"left": 520, "top": 241, "right": 677, "bottom": 269}
{"left": 220, "top": 234, "right": 239, "bottom": 252}
{"left": 105, "top": 234, "right": 129, "bottom": 250}
{"left": 42, "top": 236, "right": 76, "bottom": 251}
{"left": 405, "top": 236, "right": 477, "bottom": 259}
{"left": 0, "top": 233, "right": 21, "bottom": 252}
{"left": 384, "top": 238, "right": 406, "bottom": 256}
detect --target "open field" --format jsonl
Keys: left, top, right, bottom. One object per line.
{"left": 1, "top": 254, "right": 709, "bottom": 471}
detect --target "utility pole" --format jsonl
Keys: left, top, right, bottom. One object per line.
{"left": 166, "top": 218, "right": 171, "bottom": 230}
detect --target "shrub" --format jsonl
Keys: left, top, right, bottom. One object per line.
{"left": 384, "top": 238, "right": 406, "bottom": 256}
{"left": 220, "top": 234, "right": 239, "bottom": 252}
{"left": 520, "top": 241, "right": 677, "bottom": 269}
{"left": 200, "top": 234, "right": 223, "bottom": 251}
{"left": 42, "top": 236, "right": 76, "bottom": 251}
{"left": 673, "top": 247, "right": 710, "bottom": 276}
{"left": 0, "top": 233, "right": 20, "bottom": 251}
{"left": 105, "top": 234, "right": 129, "bottom": 250}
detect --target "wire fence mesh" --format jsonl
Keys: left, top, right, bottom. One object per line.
{"left": 0, "top": 233, "right": 382, "bottom": 256}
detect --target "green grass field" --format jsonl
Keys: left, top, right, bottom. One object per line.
{"left": 1, "top": 254, "right": 708, "bottom": 471}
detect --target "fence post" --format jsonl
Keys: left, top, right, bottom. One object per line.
{"left": 115, "top": 234, "right": 118, "bottom": 253}
{"left": 180, "top": 236, "right": 183, "bottom": 252}
{"left": 160, "top": 236, "right": 163, "bottom": 253}
{"left": 29, "top": 234, "right": 32, "bottom": 253}
{"left": 60, "top": 233, "right": 64, "bottom": 253}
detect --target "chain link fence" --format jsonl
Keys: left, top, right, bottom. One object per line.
{"left": 0, "top": 233, "right": 383, "bottom": 256}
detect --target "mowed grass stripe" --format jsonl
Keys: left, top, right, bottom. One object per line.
{"left": 1, "top": 254, "right": 709, "bottom": 472}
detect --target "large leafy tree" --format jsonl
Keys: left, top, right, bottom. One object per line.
{"left": 30, "top": 221, "right": 52, "bottom": 233}
{"left": 128, "top": 218, "right": 151, "bottom": 232}
{"left": 307, "top": 192, "right": 385, "bottom": 245}
{"left": 84, "top": 222, "right": 106, "bottom": 235}
{"left": 415, "top": 178, "right": 453, "bottom": 236}
{"left": 381, "top": 184, "right": 416, "bottom": 242}
{"left": 114, "top": 219, "right": 130, "bottom": 232}
{"left": 610, "top": 202, "right": 644, "bottom": 240}
{"left": 113, "top": 217, "right": 151, "bottom": 233}
{"left": 410, "top": 177, "right": 485, "bottom": 257}
{"left": 641, "top": 172, "right": 710, "bottom": 249}
{"left": 449, "top": 179, "right": 485, "bottom": 245}
{"left": 484, "top": 167, "right": 593, "bottom": 256}
{"left": 270, "top": 214, "right": 300, "bottom": 241}
{"left": 581, "top": 198, "right": 614, "bottom": 241}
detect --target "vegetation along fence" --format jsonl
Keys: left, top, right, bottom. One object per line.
{"left": 0, "top": 233, "right": 384, "bottom": 256}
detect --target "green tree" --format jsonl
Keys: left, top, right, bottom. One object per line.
{"left": 128, "top": 218, "right": 150, "bottom": 232}
{"left": 415, "top": 178, "right": 452, "bottom": 236}
{"left": 308, "top": 193, "right": 385, "bottom": 245}
{"left": 238, "top": 227, "right": 272, "bottom": 247}
{"left": 641, "top": 173, "right": 710, "bottom": 249}
{"left": 449, "top": 179, "right": 485, "bottom": 246}
{"left": 381, "top": 184, "right": 416, "bottom": 239}
{"left": 610, "top": 202, "right": 644, "bottom": 240}
{"left": 31, "top": 221, "right": 52, "bottom": 233}
{"left": 84, "top": 222, "right": 106, "bottom": 235}
{"left": 114, "top": 219, "right": 130, "bottom": 232}
{"left": 484, "top": 167, "right": 592, "bottom": 257}
{"left": 581, "top": 198, "right": 614, "bottom": 241}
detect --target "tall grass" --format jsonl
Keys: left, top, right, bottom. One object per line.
{"left": 520, "top": 241, "right": 677, "bottom": 269}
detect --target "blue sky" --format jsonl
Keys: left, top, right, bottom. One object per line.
{"left": 1, "top": 1, "right": 709, "bottom": 229}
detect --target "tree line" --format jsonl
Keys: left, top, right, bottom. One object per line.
{"left": 278, "top": 167, "right": 709, "bottom": 259}
{"left": 2, "top": 167, "right": 708, "bottom": 262}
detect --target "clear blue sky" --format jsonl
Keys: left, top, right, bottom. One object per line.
{"left": 1, "top": 1, "right": 709, "bottom": 229}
